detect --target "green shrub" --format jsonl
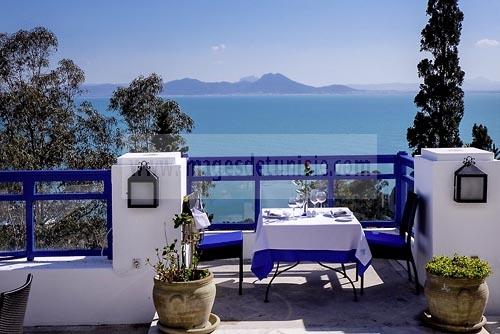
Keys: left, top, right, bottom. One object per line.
{"left": 426, "top": 254, "right": 491, "bottom": 280}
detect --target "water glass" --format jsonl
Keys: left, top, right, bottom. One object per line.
{"left": 310, "top": 189, "right": 319, "bottom": 208}
{"left": 295, "top": 194, "right": 306, "bottom": 214}
{"left": 288, "top": 197, "right": 298, "bottom": 218}
{"left": 316, "top": 191, "right": 327, "bottom": 208}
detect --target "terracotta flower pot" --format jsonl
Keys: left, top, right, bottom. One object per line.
{"left": 153, "top": 271, "right": 216, "bottom": 329}
{"left": 424, "top": 272, "right": 489, "bottom": 328}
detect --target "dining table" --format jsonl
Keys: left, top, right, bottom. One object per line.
{"left": 251, "top": 207, "right": 372, "bottom": 302}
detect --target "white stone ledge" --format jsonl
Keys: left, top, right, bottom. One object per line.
{"left": 0, "top": 256, "right": 112, "bottom": 271}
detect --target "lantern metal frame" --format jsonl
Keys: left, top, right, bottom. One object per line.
{"left": 453, "top": 156, "right": 488, "bottom": 203}
{"left": 127, "top": 161, "right": 159, "bottom": 208}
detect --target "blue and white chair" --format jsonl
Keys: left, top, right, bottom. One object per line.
{"left": 364, "top": 191, "right": 420, "bottom": 294}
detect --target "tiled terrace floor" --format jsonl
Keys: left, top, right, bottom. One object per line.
{"left": 27, "top": 259, "right": 498, "bottom": 333}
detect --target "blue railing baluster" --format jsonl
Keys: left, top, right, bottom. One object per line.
{"left": 327, "top": 158, "right": 335, "bottom": 207}
{"left": 253, "top": 156, "right": 261, "bottom": 225}
{"left": 104, "top": 172, "right": 113, "bottom": 260}
{"left": 24, "top": 176, "right": 35, "bottom": 261}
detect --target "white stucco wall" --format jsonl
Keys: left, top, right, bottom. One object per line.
{"left": 0, "top": 152, "right": 191, "bottom": 325}
{"left": 414, "top": 148, "right": 500, "bottom": 314}
{"left": 0, "top": 258, "right": 154, "bottom": 326}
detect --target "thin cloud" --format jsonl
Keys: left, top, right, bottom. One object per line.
{"left": 475, "top": 39, "right": 499, "bottom": 48}
{"left": 211, "top": 44, "right": 226, "bottom": 52}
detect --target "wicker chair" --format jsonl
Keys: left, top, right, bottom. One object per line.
{"left": 0, "top": 274, "right": 33, "bottom": 334}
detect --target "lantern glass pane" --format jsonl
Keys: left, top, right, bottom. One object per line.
{"left": 130, "top": 182, "right": 155, "bottom": 206}
{"left": 460, "top": 177, "right": 484, "bottom": 201}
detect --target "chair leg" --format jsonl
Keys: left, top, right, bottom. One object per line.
{"left": 360, "top": 273, "right": 364, "bottom": 295}
{"left": 409, "top": 255, "right": 420, "bottom": 295}
{"left": 355, "top": 265, "right": 359, "bottom": 282}
{"left": 238, "top": 246, "right": 243, "bottom": 295}
{"left": 406, "top": 260, "right": 412, "bottom": 282}
{"left": 341, "top": 263, "right": 346, "bottom": 275}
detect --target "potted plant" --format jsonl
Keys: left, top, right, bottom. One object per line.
{"left": 424, "top": 254, "right": 491, "bottom": 332}
{"left": 147, "top": 196, "right": 216, "bottom": 330}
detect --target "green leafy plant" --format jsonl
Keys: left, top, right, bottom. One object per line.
{"left": 147, "top": 196, "right": 209, "bottom": 283}
{"left": 293, "top": 160, "right": 317, "bottom": 199}
{"left": 426, "top": 254, "right": 491, "bottom": 280}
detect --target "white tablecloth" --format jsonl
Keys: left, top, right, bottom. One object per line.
{"left": 253, "top": 207, "right": 372, "bottom": 268}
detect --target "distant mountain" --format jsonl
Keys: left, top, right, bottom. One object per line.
{"left": 81, "top": 73, "right": 357, "bottom": 96}
{"left": 163, "top": 73, "right": 357, "bottom": 95}
{"left": 80, "top": 74, "right": 500, "bottom": 97}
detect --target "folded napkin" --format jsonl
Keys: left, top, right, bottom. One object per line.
{"left": 332, "top": 210, "right": 351, "bottom": 218}
{"left": 264, "top": 209, "right": 283, "bottom": 217}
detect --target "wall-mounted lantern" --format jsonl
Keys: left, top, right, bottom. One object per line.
{"left": 454, "top": 156, "right": 487, "bottom": 203}
{"left": 128, "top": 161, "right": 159, "bottom": 208}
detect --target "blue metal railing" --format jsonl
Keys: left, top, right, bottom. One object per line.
{"left": 0, "top": 170, "right": 112, "bottom": 261}
{"left": 0, "top": 153, "right": 415, "bottom": 260}
{"left": 187, "top": 152, "right": 414, "bottom": 230}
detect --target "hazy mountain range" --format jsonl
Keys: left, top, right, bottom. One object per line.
{"left": 81, "top": 73, "right": 500, "bottom": 97}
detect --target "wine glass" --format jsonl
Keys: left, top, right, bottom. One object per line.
{"left": 288, "top": 197, "right": 298, "bottom": 218}
{"left": 310, "top": 189, "right": 319, "bottom": 208}
{"left": 316, "top": 190, "right": 327, "bottom": 208}
{"left": 295, "top": 194, "right": 306, "bottom": 215}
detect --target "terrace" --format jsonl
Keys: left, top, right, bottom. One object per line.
{"left": 1, "top": 149, "right": 500, "bottom": 333}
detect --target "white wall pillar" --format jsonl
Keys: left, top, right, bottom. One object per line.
{"left": 112, "top": 152, "right": 186, "bottom": 272}
{"left": 414, "top": 148, "right": 500, "bottom": 314}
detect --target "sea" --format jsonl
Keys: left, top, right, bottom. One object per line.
{"left": 84, "top": 93, "right": 500, "bottom": 156}
{"left": 82, "top": 93, "right": 500, "bottom": 222}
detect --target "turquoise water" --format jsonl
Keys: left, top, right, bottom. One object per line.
{"left": 84, "top": 93, "right": 500, "bottom": 222}
{"left": 85, "top": 93, "right": 500, "bottom": 156}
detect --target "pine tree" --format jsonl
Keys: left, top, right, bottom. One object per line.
{"left": 470, "top": 123, "right": 500, "bottom": 159}
{"left": 407, "top": 0, "right": 465, "bottom": 155}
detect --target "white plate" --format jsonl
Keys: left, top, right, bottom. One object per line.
{"left": 324, "top": 211, "right": 351, "bottom": 218}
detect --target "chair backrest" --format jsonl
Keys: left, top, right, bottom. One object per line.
{"left": 0, "top": 273, "right": 33, "bottom": 334}
{"left": 399, "top": 192, "right": 420, "bottom": 245}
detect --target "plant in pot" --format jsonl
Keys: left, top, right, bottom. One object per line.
{"left": 147, "top": 196, "right": 217, "bottom": 331}
{"left": 424, "top": 254, "right": 491, "bottom": 332}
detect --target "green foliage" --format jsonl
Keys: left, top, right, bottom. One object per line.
{"left": 0, "top": 27, "right": 122, "bottom": 170}
{"left": 407, "top": 0, "right": 465, "bottom": 155}
{"left": 147, "top": 196, "right": 208, "bottom": 282}
{"left": 0, "top": 27, "right": 121, "bottom": 252}
{"left": 173, "top": 212, "right": 193, "bottom": 229}
{"left": 426, "top": 254, "right": 491, "bottom": 280}
{"left": 470, "top": 123, "right": 500, "bottom": 159}
{"left": 109, "top": 74, "right": 193, "bottom": 153}
{"left": 293, "top": 160, "right": 317, "bottom": 198}
{"left": 147, "top": 243, "right": 208, "bottom": 283}
{"left": 334, "top": 172, "right": 393, "bottom": 221}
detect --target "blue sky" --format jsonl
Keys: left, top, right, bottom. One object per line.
{"left": 2, "top": 0, "right": 500, "bottom": 85}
